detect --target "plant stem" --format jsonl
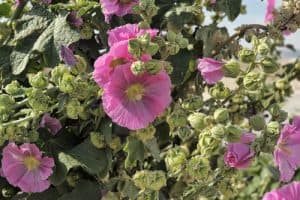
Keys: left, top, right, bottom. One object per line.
{"left": 1, "top": 116, "right": 33, "bottom": 127}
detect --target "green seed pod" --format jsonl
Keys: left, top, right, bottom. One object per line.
{"left": 145, "top": 60, "right": 162, "bottom": 74}
{"left": 243, "top": 72, "right": 262, "bottom": 91}
{"left": 225, "top": 124, "right": 243, "bottom": 142}
{"left": 181, "top": 95, "right": 203, "bottom": 111}
{"left": 5, "top": 81, "right": 23, "bottom": 95}
{"left": 90, "top": 132, "right": 105, "bottom": 149}
{"left": 186, "top": 156, "right": 210, "bottom": 180}
{"left": 66, "top": 98, "right": 84, "bottom": 119}
{"left": 249, "top": 115, "right": 266, "bottom": 131}
{"left": 238, "top": 48, "right": 256, "bottom": 63}
{"left": 133, "top": 170, "right": 167, "bottom": 191}
{"left": 188, "top": 112, "right": 206, "bottom": 130}
{"left": 165, "top": 146, "right": 188, "bottom": 175}
{"left": 261, "top": 57, "right": 279, "bottom": 73}
{"left": 223, "top": 60, "right": 240, "bottom": 78}
{"left": 266, "top": 121, "right": 280, "bottom": 135}
{"left": 29, "top": 72, "right": 48, "bottom": 89}
{"left": 213, "top": 108, "right": 229, "bottom": 123}
{"left": 27, "top": 88, "right": 50, "bottom": 112}
{"left": 211, "top": 124, "right": 226, "bottom": 139}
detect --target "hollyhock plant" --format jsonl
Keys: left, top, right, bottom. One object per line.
{"left": 197, "top": 58, "right": 224, "bottom": 85}
{"left": 224, "top": 133, "right": 256, "bottom": 169}
{"left": 265, "top": 0, "right": 275, "bottom": 24}
{"left": 274, "top": 116, "right": 300, "bottom": 182}
{"left": 40, "top": 113, "right": 62, "bottom": 135}
{"left": 100, "top": 0, "right": 139, "bottom": 23}
{"left": 107, "top": 24, "right": 158, "bottom": 47}
{"left": 102, "top": 65, "right": 172, "bottom": 130}
{"left": 263, "top": 181, "right": 300, "bottom": 200}
{"left": 1, "top": 143, "right": 55, "bottom": 193}
{"left": 60, "top": 45, "right": 77, "bottom": 66}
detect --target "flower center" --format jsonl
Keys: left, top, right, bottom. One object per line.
{"left": 110, "top": 58, "right": 127, "bottom": 68}
{"left": 23, "top": 156, "right": 40, "bottom": 171}
{"left": 119, "top": 0, "right": 132, "bottom": 4}
{"left": 125, "top": 83, "right": 145, "bottom": 101}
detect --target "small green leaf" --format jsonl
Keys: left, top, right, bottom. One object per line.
{"left": 123, "top": 136, "right": 145, "bottom": 169}
{"left": 221, "top": 0, "right": 242, "bottom": 21}
{"left": 144, "top": 138, "right": 161, "bottom": 161}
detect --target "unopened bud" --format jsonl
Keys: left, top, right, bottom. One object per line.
{"left": 266, "top": 121, "right": 280, "bottom": 135}
{"left": 211, "top": 124, "right": 226, "bottom": 139}
{"left": 29, "top": 72, "right": 48, "bottom": 89}
{"left": 186, "top": 155, "right": 210, "bottom": 180}
{"left": 225, "top": 124, "right": 243, "bottom": 142}
{"left": 181, "top": 95, "right": 203, "bottom": 111}
{"left": 133, "top": 170, "right": 167, "bottom": 191}
{"left": 209, "top": 83, "right": 230, "bottom": 100}
{"left": 131, "top": 61, "right": 146, "bottom": 75}
{"left": 238, "top": 48, "right": 256, "bottom": 63}
{"left": 261, "top": 57, "right": 279, "bottom": 73}
{"left": 275, "top": 79, "right": 289, "bottom": 90}
{"left": 145, "top": 60, "right": 162, "bottom": 74}
{"left": 249, "top": 115, "right": 266, "bottom": 131}
{"left": 90, "top": 132, "right": 105, "bottom": 148}
{"left": 165, "top": 147, "right": 188, "bottom": 175}
{"left": 257, "top": 42, "right": 270, "bottom": 55}
{"left": 223, "top": 60, "right": 240, "bottom": 78}
{"left": 188, "top": 112, "right": 206, "bottom": 130}
{"left": 66, "top": 98, "right": 84, "bottom": 119}
{"left": 5, "top": 81, "right": 23, "bottom": 95}
{"left": 243, "top": 72, "right": 262, "bottom": 91}
{"left": 214, "top": 108, "right": 229, "bottom": 123}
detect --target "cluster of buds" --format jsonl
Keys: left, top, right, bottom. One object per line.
{"left": 133, "top": 170, "right": 167, "bottom": 191}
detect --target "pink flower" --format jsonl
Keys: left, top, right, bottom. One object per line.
{"left": 274, "top": 116, "right": 300, "bottom": 182}
{"left": 1, "top": 143, "right": 54, "bottom": 193}
{"left": 265, "top": 0, "right": 275, "bottom": 24}
{"left": 197, "top": 58, "right": 224, "bottom": 85}
{"left": 107, "top": 24, "right": 158, "bottom": 47}
{"left": 100, "top": 0, "right": 139, "bottom": 23}
{"left": 93, "top": 40, "right": 150, "bottom": 87}
{"left": 102, "top": 65, "right": 172, "bottom": 130}
{"left": 40, "top": 113, "right": 62, "bottom": 135}
{"left": 60, "top": 46, "right": 77, "bottom": 66}
{"left": 263, "top": 181, "right": 300, "bottom": 200}
{"left": 224, "top": 133, "right": 256, "bottom": 169}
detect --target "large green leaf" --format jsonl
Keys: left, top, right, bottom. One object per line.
{"left": 123, "top": 136, "right": 145, "bottom": 169}
{"left": 58, "top": 180, "right": 101, "bottom": 200}
{"left": 220, "top": 0, "right": 242, "bottom": 21}
{"left": 144, "top": 138, "right": 161, "bottom": 161}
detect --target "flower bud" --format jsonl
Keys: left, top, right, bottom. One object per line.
{"left": 175, "top": 126, "right": 193, "bottom": 141}
{"left": 128, "top": 39, "right": 141, "bottom": 58}
{"left": 131, "top": 61, "right": 146, "bottom": 75}
{"left": 225, "top": 124, "right": 243, "bottom": 142}
{"left": 261, "top": 57, "right": 279, "bottom": 73}
{"left": 249, "top": 115, "right": 266, "bottom": 131}
{"left": 188, "top": 112, "right": 206, "bottom": 130}
{"left": 167, "top": 110, "right": 187, "bottom": 129}
{"left": 51, "top": 64, "right": 70, "bottom": 85}
{"left": 275, "top": 78, "right": 289, "bottom": 90}
{"left": 5, "top": 81, "right": 23, "bottom": 95}
{"left": 186, "top": 155, "right": 210, "bottom": 180}
{"left": 181, "top": 95, "right": 203, "bottom": 111}
{"left": 238, "top": 48, "right": 256, "bottom": 63}
{"left": 145, "top": 60, "right": 162, "bottom": 74}
{"left": 266, "top": 121, "right": 280, "bottom": 135}
{"left": 59, "top": 74, "right": 76, "bottom": 94}
{"left": 27, "top": 88, "right": 50, "bottom": 112}
{"left": 204, "top": 116, "right": 215, "bottom": 126}
{"left": 70, "top": 55, "right": 88, "bottom": 75}
{"left": 223, "top": 60, "right": 240, "bottom": 78}
{"left": 66, "top": 98, "right": 84, "bottom": 119}
{"left": 134, "top": 125, "right": 156, "bottom": 142}
{"left": 145, "top": 42, "right": 159, "bottom": 56}
{"left": 209, "top": 83, "right": 230, "bottom": 100}
{"left": 257, "top": 42, "right": 270, "bottom": 55}
{"left": 165, "top": 146, "right": 188, "bottom": 175}
{"left": 197, "top": 129, "right": 220, "bottom": 156}
{"left": 29, "top": 72, "right": 48, "bottom": 89}
{"left": 211, "top": 124, "right": 226, "bottom": 139}
{"left": 90, "top": 132, "right": 105, "bottom": 149}
{"left": 243, "top": 72, "right": 262, "bottom": 91}
{"left": 108, "top": 137, "right": 122, "bottom": 152}
{"left": 133, "top": 170, "right": 167, "bottom": 191}
{"left": 213, "top": 108, "right": 229, "bottom": 123}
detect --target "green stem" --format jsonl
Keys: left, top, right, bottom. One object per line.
{"left": 12, "top": 98, "right": 28, "bottom": 109}
{"left": 1, "top": 116, "right": 33, "bottom": 127}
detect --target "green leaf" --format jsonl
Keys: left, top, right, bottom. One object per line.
{"left": 144, "top": 138, "right": 161, "bottom": 161}
{"left": 123, "top": 136, "right": 145, "bottom": 169}
{"left": 12, "top": 188, "right": 60, "bottom": 200}
{"left": 221, "top": 0, "right": 242, "bottom": 21}
{"left": 58, "top": 180, "right": 101, "bottom": 200}
{"left": 0, "top": 3, "right": 11, "bottom": 17}
{"left": 167, "top": 49, "right": 193, "bottom": 85}
{"left": 118, "top": 180, "right": 140, "bottom": 199}
{"left": 99, "top": 117, "right": 113, "bottom": 143}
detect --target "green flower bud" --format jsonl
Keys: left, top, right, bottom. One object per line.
{"left": 139, "top": 33, "right": 151, "bottom": 46}
{"left": 188, "top": 112, "right": 206, "bottom": 130}
{"left": 128, "top": 39, "right": 141, "bottom": 58}
{"left": 232, "top": 94, "right": 244, "bottom": 103}
{"left": 209, "top": 83, "right": 230, "bottom": 100}
{"left": 145, "top": 42, "right": 159, "bottom": 55}
{"left": 266, "top": 121, "right": 280, "bottom": 135}
{"left": 223, "top": 60, "right": 240, "bottom": 78}
{"left": 243, "top": 72, "right": 262, "bottom": 91}
{"left": 238, "top": 48, "right": 256, "bottom": 63}
{"left": 66, "top": 98, "right": 84, "bottom": 119}
{"left": 213, "top": 108, "right": 229, "bottom": 123}
{"left": 225, "top": 124, "right": 242, "bottom": 142}
{"left": 165, "top": 146, "right": 188, "bottom": 175}
{"left": 211, "top": 124, "right": 226, "bottom": 139}
{"left": 163, "top": 61, "right": 173, "bottom": 74}
{"left": 249, "top": 115, "right": 266, "bottom": 131}
{"left": 175, "top": 126, "right": 194, "bottom": 141}
{"left": 70, "top": 55, "right": 88, "bottom": 75}
{"left": 108, "top": 137, "right": 122, "bottom": 152}
{"left": 197, "top": 129, "right": 220, "bottom": 156}
{"left": 134, "top": 125, "right": 156, "bottom": 142}
{"left": 59, "top": 74, "right": 76, "bottom": 94}
{"left": 90, "top": 132, "right": 105, "bottom": 149}
{"left": 167, "top": 43, "right": 180, "bottom": 55}
{"left": 29, "top": 72, "right": 48, "bottom": 89}
{"left": 51, "top": 65, "right": 70, "bottom": 85}
{"left": 269, "top": 103, "right": 281, "bottom": 117}
{"left": 186, "top": 156, "right": 210, "bottom": 180}
{"left": 177, "top": 38, "right": 189, "bottom": 49}
{"left": 27, "top": 88, "right": 50, "bottom": 112}
{"left": 167, "top": 110, "right": 187, "bottom": 129}
{"left": 133, "top": 170, "right": 167, "bottom": 191}
{"left": 261, "top": 57, "right": 279, "bottom": 73}
{"left": 131, "top": 61, "right": 146, "bottom": 75}
{"left": 80, "top": 24, "right": 93, "bottom": 40}
{"left": 5, "top": 81, "right": 23, "bottom": 95}
{"left": 257, "top": 42, "right": 270, "bottom": 55}
{"left": 277, "top": 110, "right": 288, "bottom": 122}
{"left": 204, "top": 116, "right": 215, "bottom": 126}
{"left": 181, "top": 95, "right": 203, "bottom": 111}
{"left": 275, "top": 79, "right": 289, "bottom": 90}
{"left": 145, "top": 60, "right": 162, "bottom": 74}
